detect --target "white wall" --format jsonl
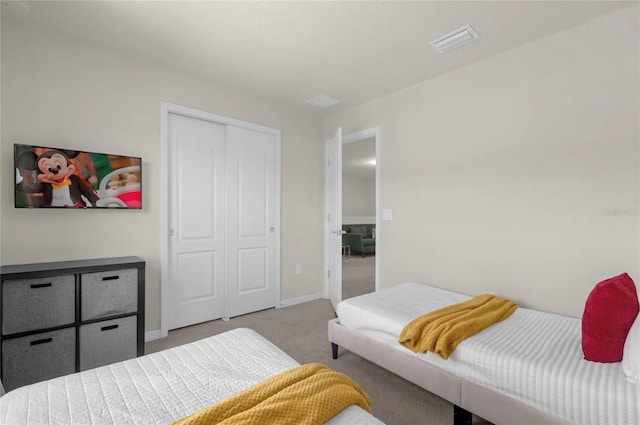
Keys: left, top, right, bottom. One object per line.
{"left": 342, "top": 174, "right": 375, "bottom": 216}
{"left": 325, "top": 6, "right": 640, "bottom": 317}
{"left": 364, "top": 177, "right": 375, "bottom": 218}
{"left": 343, "top": 216, "right": 376, "bottom": 226}
{"left": 1, "top": 20, "right": 325, "bottom": 331}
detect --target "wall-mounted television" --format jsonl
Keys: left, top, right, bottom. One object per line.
{"left": 14, "top": 144, "right": 142, "bottom": 209}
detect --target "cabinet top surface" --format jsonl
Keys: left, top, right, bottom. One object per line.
{"left": 1, "top": 256, "right": 145, "bottom": 275}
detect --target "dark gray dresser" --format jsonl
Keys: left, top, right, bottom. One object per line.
{"left": 0, "top": 256, "right": 145, "bottom": 392}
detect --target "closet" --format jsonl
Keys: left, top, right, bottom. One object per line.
{"left": 167, "top": 112, "right": 279, "bottom": 330}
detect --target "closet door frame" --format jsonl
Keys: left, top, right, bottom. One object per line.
{"left": 159, "top": 102, "right": 281, "bottom": 339}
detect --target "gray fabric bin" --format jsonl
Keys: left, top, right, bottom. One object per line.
{"left": 2, "top": 275, "right": 75, "bottom": 335}
{"left": 81, "top": 268, "right": 137, "bottom": 320}
{"left": 79, "top": 315, "right": 137, "bottom": 371}
{"left": 1, "top": 327, "right": 76, "bottom": 391}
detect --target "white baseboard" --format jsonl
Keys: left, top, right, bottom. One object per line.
{"left": 145, "top": 330, "right": 163, "bottom": 342}
{"left": 279, "top": 292, "right": 324, "bottom": 308}
{"left": 146, "top": 294, "right": 325, "bottom": 340}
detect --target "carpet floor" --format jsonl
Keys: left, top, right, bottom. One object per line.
{"left": 146, "top": 298, "right": 490, "bottom": 425}
{"left": 342, "top": 253, "right": 376, "bottom": 299}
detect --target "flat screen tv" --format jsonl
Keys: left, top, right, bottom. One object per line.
{"left": 14, "top": 143, "right": 142, "bottom": 209}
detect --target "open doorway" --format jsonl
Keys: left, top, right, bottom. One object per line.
{"left": 341, "top": 133, "right": 378, "bottom": 299}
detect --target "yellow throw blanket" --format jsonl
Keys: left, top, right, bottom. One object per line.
{"left": 399, "top": 294, "right": 518, "bottom": 360}
{"left": 172, "top": 363, "right": 371, "bottom": 425}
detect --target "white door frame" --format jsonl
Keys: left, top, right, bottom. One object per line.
{"left": 160, "top": 101, "right": 281, "bottom": 338}
{"left": 324, "top": 128, "right": 343, "bottom": 310}
{"left": 324, "top": 127, "right": 380, "bottom": 299}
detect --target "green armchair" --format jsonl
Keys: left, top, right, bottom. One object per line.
{"left": 342, "top": 224, "right": 375, "bottom": 257}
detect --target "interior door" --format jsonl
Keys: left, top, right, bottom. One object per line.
{"left": 325, "top": 128, "right": 343, "bottom": 310}
{"left": 225, "top": 125, "right": 277, "bottom": 317}
{"left": 168, "top": 113, "right": 226, "bottom": 329}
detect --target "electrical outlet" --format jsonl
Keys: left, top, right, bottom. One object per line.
{"left": 295, "top": 264, "right": 303, "bottom": 275}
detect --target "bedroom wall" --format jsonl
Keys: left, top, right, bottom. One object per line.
{"left": 342, "top": 175, "right": 375, "bottom": 217}
{"left": 324, "top": 6, "right": 640, "bottom": 317}
{"left": 0, "top": 20, "right": 325, "bottom": 332}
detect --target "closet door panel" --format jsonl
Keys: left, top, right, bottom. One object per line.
{"left": 167, "top": 113, "right": 226, "bottom": 329}
{"left": 226, "top": 125, "right": 276, "bottom": 318}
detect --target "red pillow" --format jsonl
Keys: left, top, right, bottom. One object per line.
{"left": 582, "top": 273, "right": 639, "bottom": 362}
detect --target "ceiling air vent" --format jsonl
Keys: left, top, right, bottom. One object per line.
{"left": 305, "top": 94, "right": 340, "bottom": 109}
{"left": 430, "top": 24, "right": 480, "bottom": 54}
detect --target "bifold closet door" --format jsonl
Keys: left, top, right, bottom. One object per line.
{"left": 225, "top": 125, "right": 277, "bottom": 318}
{"left": 168, "top": 113, "right": 226, "bottom": 330}
{"left": 167, "top": 114, "right": 277, "bottom": 329}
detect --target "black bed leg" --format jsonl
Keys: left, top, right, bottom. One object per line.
{"left": 331, "top": 342, "right": 339, "bottom": 359}
{"left": 453, "top": 405, "right": 472, "bottom": 425}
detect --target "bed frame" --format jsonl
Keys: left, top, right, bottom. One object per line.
{"left": 328, "top": 318, "right": 574, "bottom": 425}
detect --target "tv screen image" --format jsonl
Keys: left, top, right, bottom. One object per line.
{"left": 14, "top": 144, "right": 142, "bottom": 209}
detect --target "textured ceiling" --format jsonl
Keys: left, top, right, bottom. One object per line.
{"left": 1, "top": 1, "right": 632, "bottom": 113}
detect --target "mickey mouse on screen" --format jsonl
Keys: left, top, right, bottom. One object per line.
{"left": 16, "top": 149, "right": 100, "bottom": 207}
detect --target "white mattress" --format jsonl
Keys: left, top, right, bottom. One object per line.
{"left": 0, "top": 328, "right": 383, "bottom": 425}
{"left": 337, "top": 282, "right": 640, "bottom": 425}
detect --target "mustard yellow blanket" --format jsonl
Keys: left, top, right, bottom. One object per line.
{"left": 399, "top": 293, "right": 518, "bottom": 359}
{"left": 172, "top": 363, "right": 371, "bottom": 425}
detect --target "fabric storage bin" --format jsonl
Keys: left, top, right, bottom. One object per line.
{"left": 81, "top": 268, "right": 137, "bottom": 320}
{"left": 2, "top": 275, "right": 75, "bottom": 335}
{"left": 1, "top": 327, "right": 76, "bottom": 391}
{"left": 79, "top": 315, "right": 137, "bottom": 371}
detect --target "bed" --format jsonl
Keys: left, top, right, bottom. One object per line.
{"left": 328, "top": 282, "right": 640, "bottom": 425}
{"left": 1, "top": 327, "right": 384, "bottom": 425}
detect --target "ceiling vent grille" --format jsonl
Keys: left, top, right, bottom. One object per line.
{"left": 431, "top": 24, "right": 480, "bottom": 54}
{"left": 305, "top": 94, "right": 340, "bottom": 109}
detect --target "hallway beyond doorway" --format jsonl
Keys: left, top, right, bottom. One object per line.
{"left": 342, "top": 254, "right": 375, "bottom": 299}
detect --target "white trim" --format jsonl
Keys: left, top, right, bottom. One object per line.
{"left": 374, "top": 127, "right": 381, "bottom": 293}
{"left": 322, "top": 139, "right": 331, "bottom": 298}
{"left": 323, "top": 142, "right": 330, "bottom": 300}
{"left": 279, "top": 292, "right": 324, "bottom": 308}
{"left": 161, "top": 102, "right": 280, "bottom": 135}
{"left": 324, "top": 127, "right": 381, "bottom": 297}
{"left": 274, "top": 129, "right": 282, "bottom": 310}
{"left": 343, "top": 128, "right": 377, "bottom": 145}
{"left": 160, "top": 103, "right": 170, "bottom": 340}
{"left": 145, "top": 330, "right": 163, "bottom": 342}
{"left": 160, "top": 101, "right": 282, "bottom": 337}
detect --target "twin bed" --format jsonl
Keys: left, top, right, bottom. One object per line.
{"left": 328, "top": 282, "right": 640, "bottom": 425}
{"left": 0, "top": 328, "right": 383, "bottom": 425}
{"left": 2, "top": 282, "right": 637, "bottom": 425}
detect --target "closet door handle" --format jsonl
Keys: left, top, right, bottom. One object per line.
{"left": 31, "top": 337, "right": 53, "bottom": 346}
{"left": 31, "top": 283, "right": 52, "bottom": 289}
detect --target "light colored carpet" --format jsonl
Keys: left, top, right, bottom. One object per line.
{"left": 342, "top": 253, "right": 375, "bottom": 299}
{"left": 146, "top": 298, "right": 490, "bottom": 425}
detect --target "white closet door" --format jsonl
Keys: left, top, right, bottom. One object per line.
{"left": 168, "top": 113, "right": 226, "bottom": 329}
{"left": 225, "top": 125, "right": 277, "bottom": 318}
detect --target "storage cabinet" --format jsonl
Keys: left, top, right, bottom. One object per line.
{"left": 0, "top": 257, "right": 145, "bottom": 392}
